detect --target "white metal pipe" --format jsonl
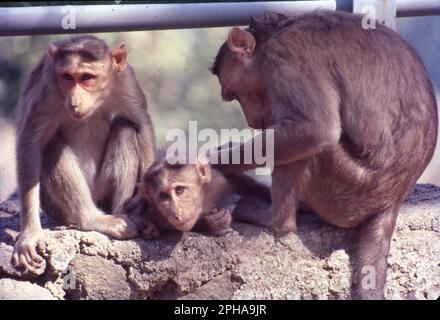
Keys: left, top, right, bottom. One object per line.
{"left": 0, "top": 1, "right": 338, "bottom": 36}
{"left": 396, "top": 0, "right": 440, "bottom": 17}
{"left": 0, "top": 1, "right": 438, "bottom": 37}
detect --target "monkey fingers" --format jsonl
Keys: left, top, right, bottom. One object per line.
{"left": 18, "top": 254, "right": 36, "bottom": 274}
{"left": 141, "top": 221, "right": 161, "bottom": 240}
{"left": 205, "top": 208, "right": 232, "bottom": 235}
{"left": 123, "top": 193, "right": 143, "bottom": 213}
{"left": 12, "top": 229, "right": 46, "bottom": 272}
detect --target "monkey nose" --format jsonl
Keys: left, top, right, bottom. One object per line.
{"left": 174, "top": 212, "right": 184, "bottom": 223}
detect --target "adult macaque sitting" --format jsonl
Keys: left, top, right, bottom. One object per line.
{"left": 13, "top": 35, "right": 156, "bottom": 273}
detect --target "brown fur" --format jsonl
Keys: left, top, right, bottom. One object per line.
{"left": 13, "top": 35, "right": 156, "bottom": 273}
{"left": 124, "top": 153, "right": 271, "bottom": 239}
{"left": 211, "top": 11, "right": 438, "bottom": 299}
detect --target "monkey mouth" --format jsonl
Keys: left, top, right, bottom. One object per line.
{"left": 73, "top": 113, "right": 86, "bottom": 120}
{"left": 172, "top": 217, "right": 197, "bottom": 231}
{"left": 69, "top": 109, "right": 91, "bottom": 121}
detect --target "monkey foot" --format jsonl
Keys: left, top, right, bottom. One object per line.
{"left": 269, "top": 216, "right": 297, "bottom": 236}
{"left": 92, "top": 214, "right": 138, "bottom": 240}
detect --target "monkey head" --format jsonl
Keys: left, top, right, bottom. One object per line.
{"left": 137, "top": 158, "right": 213, "bottom": 232}
{"left": 211, "top": 26, "right": 267, "bottom": 129}
{"left": 48, "top": 35, "right": 127, "bottom": 121}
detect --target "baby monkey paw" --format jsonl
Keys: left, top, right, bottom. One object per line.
{"left": 141, "top": 221, "right": 161, "bottom": 240}
{"left": 123, "top": 194, "right": 143, "bottom": 213}
{"left": 205, "top": 208, "right": 232, "bottom": 236}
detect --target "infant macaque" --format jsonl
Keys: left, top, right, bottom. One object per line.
{"left": 124, "top": 153, "right": 270, "bottom": 239}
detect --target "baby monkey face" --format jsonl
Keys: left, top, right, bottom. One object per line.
{"left": 140, "top": 161, "right": 212, "bottom": 232}
{"left": 154, "top": 181, "right": 203, "bottom": 231}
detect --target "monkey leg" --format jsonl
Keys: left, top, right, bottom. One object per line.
{"left": 269, "top": 162, "right": 308, "bottom": 235}
{"left": 233, "top": 163, "right": 305, "bottom": 234}
{"left": 41, "top": 137, "right": 137, "bottom": 239}
{"left": 95, "top": 117, "right": 140, "bottom": 216}
{"left": 353, "top": 207, "right": 398, "bottom": 300}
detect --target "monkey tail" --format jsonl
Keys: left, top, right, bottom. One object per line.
{"left": 225, "top": 173, "right": 271, "bottom": 203}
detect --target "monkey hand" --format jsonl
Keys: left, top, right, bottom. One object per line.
{"left": 12, "top": 228, "right": 46, "bottom": 274}
{"left": 123, "top": 194, "right": 142, "bottom": 213}
{"left": 124, "top": 196, "right": 140, "bottom": 213}
{"left": 141, "top": 221, "right": 161, "bottom": 240}
{"left": 204, "top": 208, "right": 233, "bottom": 236}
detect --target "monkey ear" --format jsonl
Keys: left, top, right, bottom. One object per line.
{"left": 111, "top": 43, "right": 127, "bottom": 72}
{"left": 227, "top": 26, "right": 256, "bottom": 56}
{"left": 48, "top": 43, "right": 58, "bottom": 61}
{"left": 196, "top": 157, "right": 212, "bottom": 184}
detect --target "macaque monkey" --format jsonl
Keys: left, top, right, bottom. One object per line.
{"left": 124, "top": 153, "right": 271, "bottom": 239}
{"left": 210, "top": 11, "right": 438, "bottom": 299}
{"left": 13, "top": 35, "right": 156, "bottom": 272}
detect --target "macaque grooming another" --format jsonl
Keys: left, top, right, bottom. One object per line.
{"left": 124, "top": 154, "right": 271, "bottom": 239}
{"left": 13, "top": 35, "right": 156, "bottom": 272}
{"left": 210, "top": 11, "right": 438, "bottom": 299}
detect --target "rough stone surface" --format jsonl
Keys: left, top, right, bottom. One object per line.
{"left": 0, "top": 184, "right": 439, "bottom": 300}
{"left": 0, "top": 278, "right": 55, "bottom": 300}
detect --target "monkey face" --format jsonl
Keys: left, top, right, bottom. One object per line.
{"left": 49, "top": 42, "right": 127, "bottom": 121}
{"left": 153, "top": 184, "right": 203, "bottom": 231}
{"left": 54, "top": 57, "right": 112, "bottom": 120}
{"left": 139, "top": 159, "right": 213, "bottom": 232}
{"left": 213, "top": 28, "right": 267, "bottom": 129}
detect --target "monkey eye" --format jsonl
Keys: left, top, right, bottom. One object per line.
{"left": 175, "top": 186, "right": 185, "bottom": 195}
{"left": 62, "top": 73, "right": 74, "bottom": 81}
{"left": 81, "top": 73, "right": 94, "bottom": 82}
{"left": 159, "top": 191, "right": 170, "bottom": 200}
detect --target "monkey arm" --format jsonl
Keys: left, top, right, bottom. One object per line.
{"left": 267, "top": 76, "right": 342, "bottom": 165}
{"left": 13, "top": 104, "right": 61, "bottom": 271}
{"left": 114, "top": 69, "right": 156, "bottom": 176}
{"left": 16, "top": 131, "right": 42, "bottom": 233}
{"left": 116, "top": 103, "right": 155, "bottom": 175}
{"left": 136, "top": 113, "right": 156, "bottom": 175}
{"left": 271, "top": 116, "right": 341, "bottom": 164}
{"left": 16, "top": 109, "right": 60, "bottom": 233}
{"left": 213, "top": 76, "right": 341, "bottom": 173}
{"left": 114, "top": 105, "right": 155, "bottom": 176}
{"left": 211, "top": 118, "right": 340, "bottom": 174}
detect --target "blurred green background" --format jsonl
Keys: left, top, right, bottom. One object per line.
{"left": 0, "top": 15, "right": 440, "bottom": 195}
{"left": 0, "top": 28, "right": 248, "bottom": 141}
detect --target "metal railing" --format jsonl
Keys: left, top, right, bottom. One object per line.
{"left": 0, "top": 1, "right": 439, "bottom": 36}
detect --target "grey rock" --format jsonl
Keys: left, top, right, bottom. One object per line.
{"left": 0, "top": 278, "right": 55, "bottom": 300}
{"left": 0, "top": 184, "right": 439, "bottom": 300}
